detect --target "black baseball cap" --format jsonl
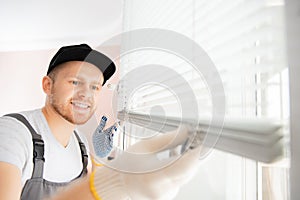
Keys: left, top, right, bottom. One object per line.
{"left": 47, "top": 44, "right": 116, "bottom": 85}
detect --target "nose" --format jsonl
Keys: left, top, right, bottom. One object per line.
{"left": 77, "top": 83, "right": 93, "bottom": 98}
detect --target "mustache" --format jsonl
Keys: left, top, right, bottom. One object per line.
{"left": 48, "top": 94, "right": 94, "bottom": 106}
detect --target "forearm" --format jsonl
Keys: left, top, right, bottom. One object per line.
{"left": 49, "top": 127, "right": 200, "bottom": 200}
{"left": 49, "top": 177, "right": 94, "bottom": 200}
{"left": 49, "top": 167, "right": 128, "bottom": 200}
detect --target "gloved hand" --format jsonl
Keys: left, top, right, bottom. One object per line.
{"left": 90, "top": 126, "right": 201, "bottom": 200}
{"left": 92, "top": 116, "right": 118, "bottom": 158}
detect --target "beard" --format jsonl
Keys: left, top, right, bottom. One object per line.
{"left": 49, "top": 93, "right": 96, "bottom": 125}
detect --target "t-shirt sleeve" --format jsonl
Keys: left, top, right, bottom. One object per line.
{"left": 0, "top": 116, "right": 31, "bottom": 171}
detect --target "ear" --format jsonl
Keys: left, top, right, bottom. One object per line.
{"left": 42, "top": 76, "right": 53, "bottom": 95}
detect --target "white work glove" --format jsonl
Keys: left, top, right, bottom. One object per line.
{"left": 92, "top": 116, "right": 118, "bottom": 158}
{"left": 90, "top": 126, "right": 201, "bottom": 200}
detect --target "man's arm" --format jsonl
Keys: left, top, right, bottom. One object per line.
{"left": 48, "top": 177, "right": 94, "bottom": 200}
{"left": 50, "top": 126, "right": 201, "bottom": 200}
{"left": 0, "top": 162, "right": 22, "bottom": 200}
{"left": 50, "top": 146, "right": 200, "bottom": 200}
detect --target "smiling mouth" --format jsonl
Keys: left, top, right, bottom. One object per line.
{"left": 71, "top": 102, "right": 91, "bottom": 109}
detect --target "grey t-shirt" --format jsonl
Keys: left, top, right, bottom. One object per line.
{"left": 0, "top": 109, "right": 89, "bottom": 185}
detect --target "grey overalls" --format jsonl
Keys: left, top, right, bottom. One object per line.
{"left": 6, "top": 114, "right": 88, "bottom": 200}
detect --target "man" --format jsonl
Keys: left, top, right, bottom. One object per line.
{"left": 0, "top": 44, "right": 116, "bottom": 200}
{"left": 0, "top": 44, "right": 201, "bottom": 200}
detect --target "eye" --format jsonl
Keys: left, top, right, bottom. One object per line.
{"left": 91, "top": 85, "right": 100, "bottom": 91}
{"left": 71, "top": 80, "right": 80, "bottom": 86}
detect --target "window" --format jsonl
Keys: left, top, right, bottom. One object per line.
{"left": 117, "top": 0, "right": 289, "bottom": 199}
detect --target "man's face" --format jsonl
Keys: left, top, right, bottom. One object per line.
{"left": 49, "top": 61, "right": 104, "bottom": 125}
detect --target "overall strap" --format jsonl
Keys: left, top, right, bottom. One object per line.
{"left": 5, "top": 113, "right": 45, "bottom": 178}
{"left": 74, "top": 131, "right": 88, "bottom": 175}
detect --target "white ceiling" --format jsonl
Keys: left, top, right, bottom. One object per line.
{"left": 0, "top": 0, "right": 123, "bottom": 51}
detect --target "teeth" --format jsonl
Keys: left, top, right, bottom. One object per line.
{"left": 72, "top": 102, "right": 89, "bottom": 109}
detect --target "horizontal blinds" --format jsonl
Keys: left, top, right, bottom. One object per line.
{"left": 193, "top": 0, "right": 287, "bottom": 118}
{"left": 118, "top": 111, "right": 283, "bottom": 163}
{"left": 119, "top": 0, "right": 287, "bottom": 161}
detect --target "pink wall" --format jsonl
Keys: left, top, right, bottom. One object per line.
{"left": 0, "top": 45, "right": 120, "bottom": 130}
